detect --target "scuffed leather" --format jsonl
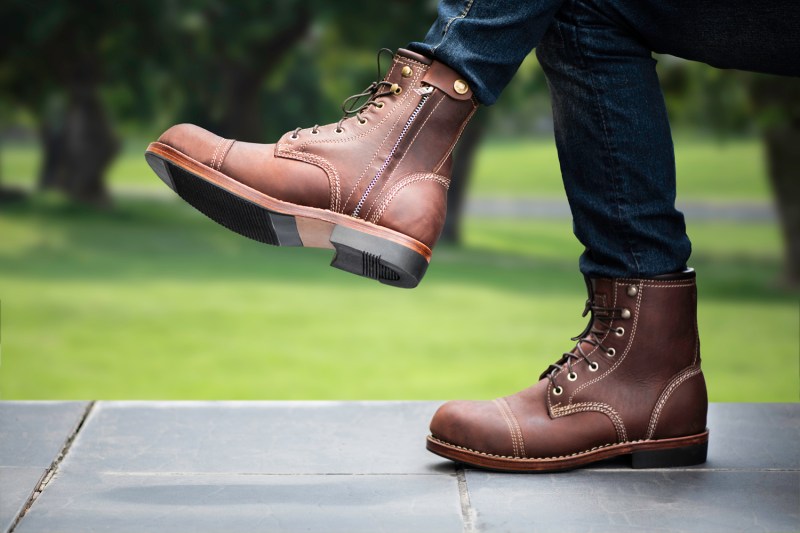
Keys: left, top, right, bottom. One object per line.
{"left": 430, "top": 271, "right": 708, "bottom": 459}
{"left": 156, "top": 49, "right": 477, "bottom": 249}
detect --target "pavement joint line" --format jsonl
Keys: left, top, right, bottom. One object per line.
{"left": 8, "top": 401, "right": 96, "bottom": 533}
{"left": 456, "top": 467, "right": 477, "bottom": 533}
{"left": 100, "top": 472, "right": 454, "bottom": 476}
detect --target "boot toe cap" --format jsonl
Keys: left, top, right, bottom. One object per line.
{"left": 158, "top": 123, "right": 224, "bottom": 166}
{"left": 429, "top": 400, "right": 517, "bottom": 457}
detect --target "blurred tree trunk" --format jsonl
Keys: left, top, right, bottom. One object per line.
{"left": 441, "top": 108, "right": 488, "bottom": 244}
{"left": 39, "top": 81, "right": 119, "bottom": 206}
{"left": 750, "top": 77, "right": 800, "bottom": 287}
{"left": 216, "top": 11, "right": 311, "bottom": 141}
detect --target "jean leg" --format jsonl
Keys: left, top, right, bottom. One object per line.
{"left": 408, "top": 0, "right": 564, "bottom": 105}
{"left": 537, "top": 0, "right": 690, "bottom": 278}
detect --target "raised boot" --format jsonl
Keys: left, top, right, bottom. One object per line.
{"left": 145, "top": 49, "right": 477, "bottom": 288}
{"left": 426, "top": 269, "right": 709, "bottom": 471}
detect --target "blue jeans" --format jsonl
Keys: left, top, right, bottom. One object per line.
{"left": 409, "top": 0, "right": 800, "bottom": 278}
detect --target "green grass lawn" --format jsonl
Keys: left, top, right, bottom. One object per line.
{"left": 2, "top": 136, "right": 771, "bottom": 200}
{"left": 0, "top": 195, "right": 796, "bottom": 401}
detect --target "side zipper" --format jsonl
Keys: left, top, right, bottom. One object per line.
{"left": 352, "top": 88, "right": 433, "bottom": 217}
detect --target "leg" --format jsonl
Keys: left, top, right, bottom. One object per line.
{"left": 408, "top": 0, "right": 564, "bottom": 105}
{"left": 536, "top": 0, "right": 690, "bottom": 278}
{"left": 536, "top": 0, "right": 799, "bottom": 278}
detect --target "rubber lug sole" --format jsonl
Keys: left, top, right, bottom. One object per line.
{"left": 426, "top": 430, "right": 709, "bottom": 472}
{"left": 145, "top": 149, "right": 428, "bottom": 288}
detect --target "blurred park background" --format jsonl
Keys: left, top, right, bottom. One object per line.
{"left": 0, "top": 1, "right": 797, "bottom": 401}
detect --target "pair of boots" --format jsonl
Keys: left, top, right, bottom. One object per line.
{"left": 145, "top": 49, "right": 708, "bottom": 471}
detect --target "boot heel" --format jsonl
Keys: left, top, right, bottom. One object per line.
{"left": 329, "top": 225, "right": 429, "bottom": 288}
{"left": 631, "top": 440, "right": 708, "bottom": 469}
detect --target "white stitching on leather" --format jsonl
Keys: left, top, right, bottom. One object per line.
{"left": 369, "top": 173, "right": 449, "bottom": 223}
{"left": 434, "top": 104, "right": 477, "bottom": 173}
{"left": 363, "top": 94, "right": 445, "bottom": 221}
{"left": 552, "top": 401, "right": 628, "bottom": 442}
{"left": 493, "top": 399, "right": 520, "bottom": 458}
{"left": 500, "top": 397, "right": 527, "bottom": 458}
{"left": 275, "top": 145, "right": 341, "bottom": 212}
{"left": 570, "top": 280, "right": 643, "bottom": 400}
{"left": 646, "top": 366, "right": 702, "bottom": 439}
{"left": 215, "top": 138, "right": 235, "bottom": 171}
{"left": 210, "top": 137, "right": 226, "bottom": 171}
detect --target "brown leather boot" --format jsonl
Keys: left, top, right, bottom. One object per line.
{"left": 145, "top": 49, "right": 477, "bottom": 288}
{"left": 427, "top": 269, "right": 709, "bottom": 471}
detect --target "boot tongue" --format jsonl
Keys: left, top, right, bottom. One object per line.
{"left": 395, "top": 48, "right": 432, "bottom": 65}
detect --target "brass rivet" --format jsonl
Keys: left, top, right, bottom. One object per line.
{"left": 453, "top": 79, "right": 469, "bottom": 95}
{"left": 621, "top": 308, "right": 631, "bottom": 319}
{"left": 401, "top": 66, "right": 413, "bottom": 78}
{"left": 627, "top": 285, "right": 638, "bottom": 297}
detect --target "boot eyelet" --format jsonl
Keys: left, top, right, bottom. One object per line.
{"left": 401, "top": 65, "right": 413, "bottom": 78}
{"left": 615, "top": 327, "right": 625, "bottom": 337}
{"left": 627, "top": 285, "right": 638, "bottom": 297}
{"left": 553, "top": 386, "right": 563, "bottom": 396}
{"left": 358, "top": 117, "right": 367, "bottom": 125}
{"left": 311, "top": 130, "right": 319, "bottom": 135}
{"left": 621, "top": 308, "right": 631, "bottom": 319}
{"left": 567, "top": 372, "right": 577, "bottom": 381}
{"left": 334, "top": 128, "right": 344, "bottom": 134}
{"left": 375, "top": 102, "right": 385, "bottom": 109}
{"left": 290, "top": 134, "right": 299, "bottom": 140}
{"left": 606, "top": 347, "right": 616, "bottom": 357}
{"left": 589, "top": 362, "right": 599, "bottom": 372}
{"left": 389, "top": 83, "right": 402, "bottom": 95}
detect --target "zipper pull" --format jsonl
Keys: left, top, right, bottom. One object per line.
{"left": 415, "top": 86, "right": 434, "bottom": 95}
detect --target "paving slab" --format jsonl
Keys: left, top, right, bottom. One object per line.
{"left": 463, "top": 403, "right": 800, "bottom": 532}
{"left": 13, "top": 472, "right": 463, "bottom": 533}
{"left": 7, "top": 401, "right": 798, "bottom": 533}
{"left": 0, "top": 401, "right": 90, "bottom": 533}
{"left": 0, "top": 401, "right": 89, "bottom": 467}
{"left": 465, "top": 470, "right": 799, "bottom": 533}
{"left": 0, "top": 468, "right": 45, "bottom": 533}
{"left": 59, "top": 401, "right": 447, "bottom": 474}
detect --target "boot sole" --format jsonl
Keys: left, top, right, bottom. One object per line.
{"left": 144, "top": 143, "right": 431, "bottom": 288}
{"left": 426, "top": 430, "right": 709, "bottom": 472}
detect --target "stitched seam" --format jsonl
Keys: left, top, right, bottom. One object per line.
{"left": 216, "top": 139, "right": 235, "bottom": 171}
{"left": 499, "top": 397, "right": 526, "bottom": 458}
{"left": 369, "top": 174, "right": 449, "bottom": 223}
{"left": 363, "top": 94, "right": 444, "bottom": 221}
{"left": 570, "top": 12, "right": 641, "bottom": 274}
{"left": 434, "top": 104, "right": 477, "bottom": 173}
{"left": 428, "top": 435, "right": 667, "bottom": 461}
{"left": 571, "top": 280, "right": 642, "bottom": 399}
{"left": 209, "top": 137, "right": 226, "bottom": 171}
{"left": 340, "top": 61, "right": 424, "bottom": 210}
{"left": 434, "top": 0, "right": 476, "bottom": 53}
{"left": 275, "top": 146, "right": 340, "bottom": 212}
{"left": 553, "top": 402, "right": 627, "bottom": 442}
{"left": 493, "top": 399, "right": 520, "bottom": 458}
{"left": 646, "top": 366, "right": 702, "bottom": 439}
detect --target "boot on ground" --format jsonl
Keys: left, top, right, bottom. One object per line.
{"left": 427, "top": 269, "right": 709, "bottom": 471}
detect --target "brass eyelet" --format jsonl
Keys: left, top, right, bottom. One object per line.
{"left": 567, "top": 372, "right": 578, "bottom": 382}
{"left": 390, "top": 83, "right": 402, "bottom": 95}
{"left": 375, "top": 102, "right": 385, "bottom": 109}
{"left": 401, "top": 65, "right": 413, "bottom": 78}
{"left": 615, "top": 327, "right": 625, "bottom": 337}
{"left": 290, "top": 134, "right": 299, "bottom": 140}
{"left": 553, "top": 386, "right": 563, "bottom": 396}
{"left": 589, "top": 362, "right": 599, "bottom": 372}
{"left": 358, "top": 117, "right": 367, "bottom": 125}
{"left": 334, "top": 128, "right": 344, "bottom": 134}
{"left": 606, "top": 347, "right": 616, "bottom": 357}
